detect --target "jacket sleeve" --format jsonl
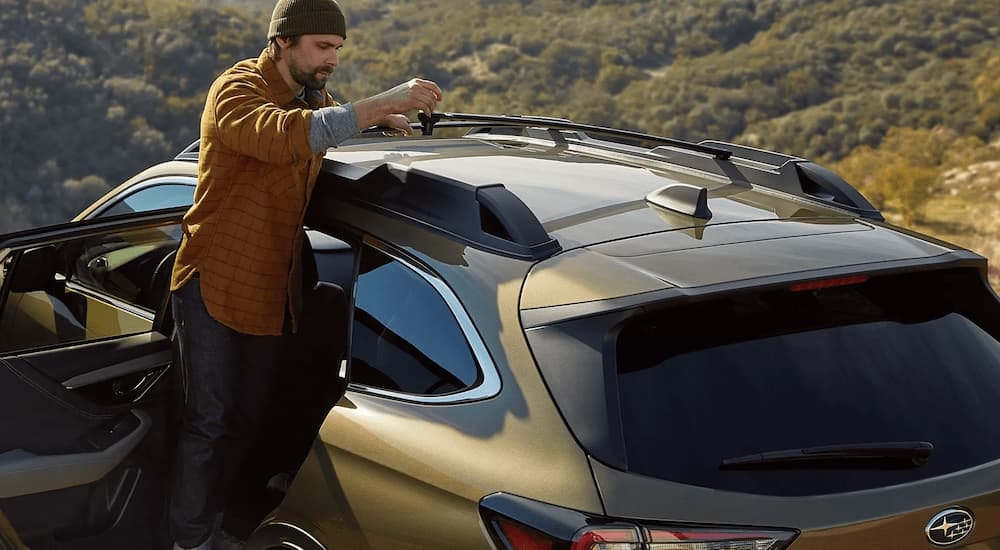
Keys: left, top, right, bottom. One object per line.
{"left": 210, "top": 76, "right": 315, "bottom": 165}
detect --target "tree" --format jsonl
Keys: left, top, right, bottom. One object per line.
{"left": 832, "top": 127, "right": 977, "bottom": 225}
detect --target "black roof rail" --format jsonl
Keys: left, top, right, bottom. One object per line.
{"left": 417, "top": 112, "right": 732, "bottom": 159}
{"left": 313, "top": 157, "right": 561, "bottom": 261}
{"left": 418, "top": 113, "right": 881, "bottom": 221}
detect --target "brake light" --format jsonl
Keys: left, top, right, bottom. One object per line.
{"left": 495, "top": 518, "right": 556, "bottom": 550}
{"left": 789, "top": 274, "right": 869, "bottom": 292}
{"left": 646, "top": 526, "right": 795, "bottom": 549}
{"left": 494, "top": 519, "right": 643, "bottom": 550}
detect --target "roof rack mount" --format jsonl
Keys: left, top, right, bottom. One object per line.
{"left": 317, "top": 158, "right": 562, "bottom": 261}
{"left": 696, "top": 140, "right": 884, "bottom": 222}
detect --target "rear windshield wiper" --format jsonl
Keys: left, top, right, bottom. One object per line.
{"left": 720, "top": 441, "right": 934, "bottom": 470}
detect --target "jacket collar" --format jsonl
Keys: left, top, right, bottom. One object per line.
{"left": 257, "top": 49, "right": 299, "bottom": 107}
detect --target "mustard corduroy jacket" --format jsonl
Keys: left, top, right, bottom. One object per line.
{"left": 170, "top": 49, "right": 335, "bottom": 336}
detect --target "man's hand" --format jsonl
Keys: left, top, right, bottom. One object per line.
{"left": 379, "top": 78, "right": 442, "bottom": 115}
{"left": 379, "top": 114, "right": 413, "bottom": 136}
{"left": 353, "top": 78, "right": 443, "bottom": 130}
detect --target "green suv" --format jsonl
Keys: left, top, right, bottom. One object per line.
{"left": 1, "top": 114, "right": 998, "bottom": 549}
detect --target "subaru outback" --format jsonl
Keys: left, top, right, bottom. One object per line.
{"left": 0, "top": 113, "right": 998, "bottom": 549}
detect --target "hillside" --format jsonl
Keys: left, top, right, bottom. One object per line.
{"left": 1, "top": 0, "right": 998, "bottom": 287}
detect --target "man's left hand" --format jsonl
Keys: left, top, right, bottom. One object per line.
{"left": 379, "top": 114, "right": 413, "bottom": 136}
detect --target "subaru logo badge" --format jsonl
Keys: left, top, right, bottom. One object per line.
{"left": 925, "top": 508, "right": 974, "bottom": 546}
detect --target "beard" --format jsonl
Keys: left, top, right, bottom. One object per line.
{"left": 290, "top": 63, "right": 332, "bottom": 91}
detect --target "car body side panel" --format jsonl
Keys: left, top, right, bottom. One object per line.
{"left": 280, "top": 386, "right": 602, "bottom": 549}
{"left": 273, "top": 225, "right": 602, "bottom": 549}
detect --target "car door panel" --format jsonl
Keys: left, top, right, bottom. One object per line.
{"left": 21, "top": 332, "right": 171, "bottom": 392}
{"left": 0, "top": 210, "right": 184, "bottom": 547}
{"left": 0, "top": 410, "right": 150, "bottom": 499}
{"left": 0, "top": 353, "right": 152, "bottom": 544}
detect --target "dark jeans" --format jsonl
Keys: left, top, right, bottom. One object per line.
{"left": 169, "top": 278, "right": 285, "bottom": 548}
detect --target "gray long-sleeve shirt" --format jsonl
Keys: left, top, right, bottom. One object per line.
{"left": 309, "top": 103, "right": 360, "bottom": 153}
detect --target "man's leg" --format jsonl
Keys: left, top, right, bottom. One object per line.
{"left": 169, "top": 278, "right": 284, "bottom": 549}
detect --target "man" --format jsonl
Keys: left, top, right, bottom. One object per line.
{"left": 167, "top": 0, "right": 442, "bottom": 548}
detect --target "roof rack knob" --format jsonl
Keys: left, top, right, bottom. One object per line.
{"left": 418, "top": 112, "right": 443, "bottom": 135}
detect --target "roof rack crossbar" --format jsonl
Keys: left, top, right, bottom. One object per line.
{"left": 417, "top": 112, "right": 733, "bottom": 160}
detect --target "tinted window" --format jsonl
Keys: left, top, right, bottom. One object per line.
{"left": 615, "top": 269, "right": 1000, "bottom": 496}
{"left": 349, "top": 246, "right": 480, "bottom": 395}
{"left": 100, "top": 183, "right": 194, "bottom": 217}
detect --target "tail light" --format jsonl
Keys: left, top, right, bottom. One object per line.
{"left": 495, "top": 518, "right": 642, "bottom": 550}
{"left": 481, "top": 493, "right": 798, "bottom": 550}
{"left": 646, "top": 526, "right": 795, "bottom": 549}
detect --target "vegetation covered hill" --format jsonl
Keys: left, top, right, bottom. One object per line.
{"left": 1, "top": 0, "right": 998, "bottom": 285}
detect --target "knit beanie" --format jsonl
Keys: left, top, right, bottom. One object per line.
{"left": 268, "top": 0, "right": 347, "bottom": 39}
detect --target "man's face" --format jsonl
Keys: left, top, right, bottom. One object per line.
{"left": 283, "top": 34, "right": 344, "bottom": 91}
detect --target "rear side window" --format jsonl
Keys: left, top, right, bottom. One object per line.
{"left": 616, "top": 269, "right": 1000, "bottom": 496}
{"left": 349, "top": 245, "right": 480, "bottom": 396}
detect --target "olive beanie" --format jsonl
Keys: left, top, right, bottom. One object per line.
{"left": 268, "top": 0, "right": 347, "bottom": 39}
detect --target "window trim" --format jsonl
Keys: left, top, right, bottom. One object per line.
{"left": 65, "top": 280, "right": 156, "bottom": 320}
{"left": 346, "top": 237, "right": 502, "bottom": 404}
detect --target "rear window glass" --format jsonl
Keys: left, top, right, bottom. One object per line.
{"left": 616, "top": 269, "right": 1000, "bottom": 496}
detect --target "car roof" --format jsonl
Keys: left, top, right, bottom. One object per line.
{"left": 312, "top": 114, "right": 887, "bottom": 260}
{"left": 324, "top": 135, "right": 859, "bottom": 250}
{"left": 122, "top": 114, "right": 885, "bottom": 260}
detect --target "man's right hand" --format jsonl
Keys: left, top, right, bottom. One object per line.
{"left": 353, "top": 78, "right": 443, "bottom": 130}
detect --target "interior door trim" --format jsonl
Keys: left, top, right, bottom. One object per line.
{"left": 60, "top": 350, "right": 171, "bottom": 389}
{"left": 0, "top": 410, "right": 150, "bottom": 498}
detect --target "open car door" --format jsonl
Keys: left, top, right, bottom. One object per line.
{"left": 0, "top": 208, "right": 186, "bottom": 548}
